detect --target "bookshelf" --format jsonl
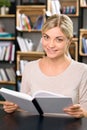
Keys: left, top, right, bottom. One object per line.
{"left": 80, "top": 0, "right": 87, "bottom": 7}
{"left": 69, "top": 38, "right": 78, "bottom": 61}
{"left": 47, "top": 0, "right": 79, "bottom": 17}
{"left": 79, "top": 29, "right": 87, "bottom": 56}
{"left": 79, "top": 0, "right": 87, "bottom": 62}
{"left": 1, "top": 0, "right": 87, "bottom": 93}
{"left": 60, "top": 0, "right": 79, "bottom": 16}
{"left": 16, "top": 51, "right": 45, "bottom": 91}
{"left": 16, "top": 5, "right": 46, "bottom": 32}
{"left": 0, "top": 2, "right": 16, "bottom": 90}
{"left": 15, "top": 4, "right": 46, "bottom": 90}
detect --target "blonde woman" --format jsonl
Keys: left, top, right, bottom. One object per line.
{"left": 3, "top": 14, "right": 87, "bottom": 118}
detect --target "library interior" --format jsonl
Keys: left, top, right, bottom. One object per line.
{"left": 0, "top": 0, "right": 87, "bottom": 90}
{"left": 0, "top": 0, "right": 87, "bottom": 111}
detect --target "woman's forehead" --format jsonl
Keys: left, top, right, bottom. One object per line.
{"left": 43, "top": 27, "right": 66, "bottom": 37}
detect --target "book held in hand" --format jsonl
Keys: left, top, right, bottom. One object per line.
{"left": 0, "top": 88, "right": 73, "bottom": 116}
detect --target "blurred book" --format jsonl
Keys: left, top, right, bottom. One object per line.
{"left": 17, "top": 36, "right": 34, "bottom": 52}
{"left": 0, "top": 32, "right": 14, "bottom": 38}
{"left": 33, "top": 15, "right": 44, "bottom": 30}
{"left": 82, "top": 37, "right": 87, "bottom": 53}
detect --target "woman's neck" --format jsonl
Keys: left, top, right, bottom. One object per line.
{"left": 39, "top": 55, "right": 72, "bottom": 76}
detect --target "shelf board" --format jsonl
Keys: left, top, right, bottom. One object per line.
{"left": 0, "top": 14, "right": 15, "bottom": 18}
{"left": 79, "top": 52, "right": 87, "bottom": 56}
{"left": 0, "top": 81, "right": 16, "bottom": 85}
{"left": 67, "top": 14, "right": 79, "bottom": 17}
{"left": 16, "top": 29, "right": 41, "bottom": 32}
{"left": 80, "top": 6, "right": 87, "bottom": 8}
{"left": 16, "top": 51, "right": 45, "bottom": 61}
{"left": 80, "top": 29, "right": 87, "bottom": 32}
{"left": 0, "top": 37, "right": 15, "bottom": 40}
{"left": 16, "top": 5, "right": 46, "bottom": 9}
{"left": 16, "top": 51, "right": 45, "bottom": 56}
{"left": 72, "top": 37, "right": 78, "bottom": 41}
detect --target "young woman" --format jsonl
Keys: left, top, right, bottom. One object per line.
{"left": 3, "top": 14, "right": 87, "bottom": 118}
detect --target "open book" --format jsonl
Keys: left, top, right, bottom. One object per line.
{"left": 0, "top": 88, "right": 73, "bottom": 116}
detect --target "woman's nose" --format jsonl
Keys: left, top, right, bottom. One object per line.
{"left": 49, "top": 40, "right": 55, "bottom": 47}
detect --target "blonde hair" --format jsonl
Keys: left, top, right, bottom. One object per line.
{"left": 42, "top": 14, "right": 73, "bottom": 40}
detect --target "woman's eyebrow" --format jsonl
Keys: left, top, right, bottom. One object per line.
{"left": 42, "top": 33, "right": 65, "bottom": 38}
{"left": 42, "top": 33, "right": 48, "bottom": 35}
{"left": 56, "top": 36, "right": 65, "bottom": 38}
{"left": 42, "top": 33, "right": 49, "bottom": 37}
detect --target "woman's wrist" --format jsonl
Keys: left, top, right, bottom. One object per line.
{"left": 83, "top": 110, "right": 87, "bottom": 117}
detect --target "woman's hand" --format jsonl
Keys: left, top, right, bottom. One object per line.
{"left": 63, "top": 104, "right": 85, "bottom": 118}
{"left": 3, "top": 101, "right": 18, "bottom": 113}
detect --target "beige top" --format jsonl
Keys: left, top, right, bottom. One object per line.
{"left": 21, "top": 59, "right": 87, "bottom": 110}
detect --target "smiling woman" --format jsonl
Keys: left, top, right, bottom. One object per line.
{"left": 41, "top": 27, "right": 69, "bottom": 58}
{"left": 2, "top": 14, "right": 87, "bottom": 118}
{"left": 41, "top": 14, "right": 73, "bottom": 57}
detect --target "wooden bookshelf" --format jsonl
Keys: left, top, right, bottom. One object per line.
{"left": 79, "top": 29, "right": 87, "bottom": 56}
{"left": 16, "top": 51, "right": 45, "bottom": 76}
{"left": 47, "top": 0, "right": 79, "bottom": 17}
{"left": 0, "top": 5, "right": 16, "bottom": 87}
{"left": 80, "top": 0, "right": 87, "bottom": 7}
{"left": 16, "top": 5, "right": 46, "bottom": 32}
{"left": 69, "top": 38, "right": 78, "bottom": 61}
{"left": 60, "top": 0, "right": 79, "bottom": 16}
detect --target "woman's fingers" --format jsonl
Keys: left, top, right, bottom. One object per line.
{"left": 63, "top": 104, "right": 84, "bottom": 118}
{"left": 3, "top": 101, "right": 18, "bottom": 113}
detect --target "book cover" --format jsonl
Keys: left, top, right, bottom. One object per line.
{"left": 82, "top": 37, "right": 87, "bottom": 53}
{"left": 0, "top": 69, "right": 8, "bottom": 81}
{"left": 11, "top": 44, "right": 15, "bottom": 61}
{"left": 17, "top": 36, "right": 27, "bottom": 52}
{"left": 0, "top": 88, "right": 73, "bottom": 116}
{"left": 33, "top": 15, "right": 44, "bottom": 30}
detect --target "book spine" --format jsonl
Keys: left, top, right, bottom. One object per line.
{"left": 33, "top": 99, "right": 43, "bottom": 116}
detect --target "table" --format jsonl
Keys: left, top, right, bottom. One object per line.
{"left": 0, "top": 108, "right": 87, "bottom": 130}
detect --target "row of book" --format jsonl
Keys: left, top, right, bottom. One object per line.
{"left": 82, "top": 37, "right": 87, "bottom": 53}
{"left": 17, "top": 36, "right": 43, "bottom": 52}
{"left": 17, "top": 13, "right": 44, "bottom": 31}
{"left": 17, "top": 36, "right": 34, "bottom": 52}
{"left": 16, "top": 60, "right": 28, "bottom": 76}
{"left": 0, "top": 42, "right": 15, "bottom": 61}
{"left": 46, "top": 0, "right": 77, "bottom": 16}
{"left": 0, "top": 68, "right": 15, "bottom": 82}
{"left": 46, "top": 0, "right": 61, "bottom": 16}
{"left": 81, "top": 0, "right": 87, "bottom": 6}
{"left": 61, "top": 6, "right": 76, "bottom": 14}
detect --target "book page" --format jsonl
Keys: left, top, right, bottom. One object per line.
{"left": 36, "top": 97, "right": 72, "bottom": 115}
{"left": 33, "top": 90, "right": 73, "bottom": 115}
{"left": 33, "top": 90, "right": 66, "bottom": 98}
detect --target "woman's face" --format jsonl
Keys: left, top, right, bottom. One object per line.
{"left": 42, "top": 27, "right": 69, "bottom": 59}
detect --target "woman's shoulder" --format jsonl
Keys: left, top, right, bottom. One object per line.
{"left": 71, "top": 60, "right": 87, "bottom": 71}
{"left": 24, "top": 59, "right": 40, "bottom": 69}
